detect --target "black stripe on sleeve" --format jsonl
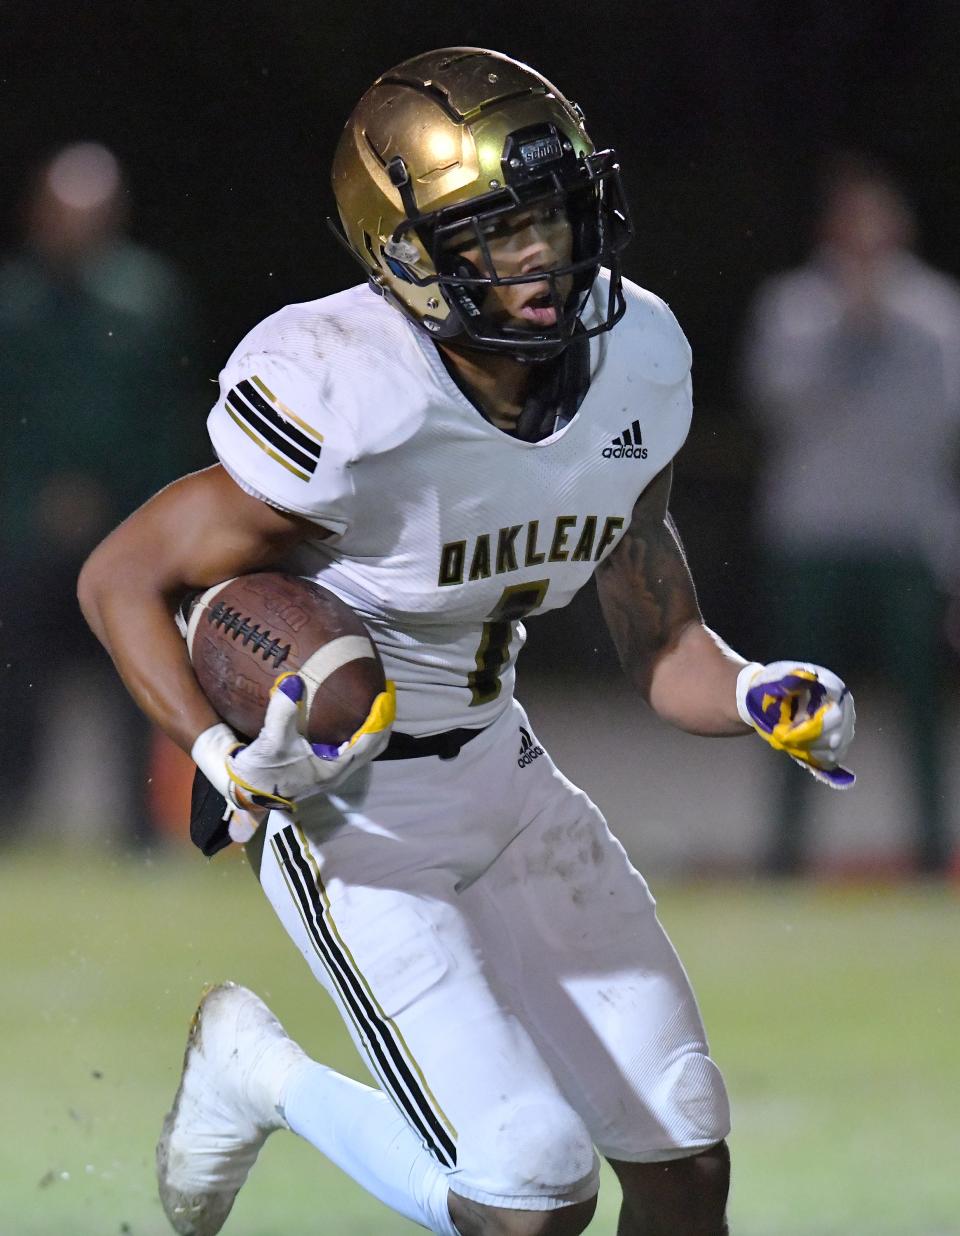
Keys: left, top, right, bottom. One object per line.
{"left": 225, "top": 393, "right": 318, "bottom": 475}
{"left": 236, "top": 380, "right": 322, "bottom": 459}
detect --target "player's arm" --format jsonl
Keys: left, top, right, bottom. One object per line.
{"left": 595, "top": 462, "right": 749, "bottom": 736}
{"left": 77, "top": 463, "right": 317, "bottom": 754}
{"left": 79, "top": 463, "right": 392, "bottom": 831}
{"left": 596, "top": 463, "right": 856, "bottom": 783}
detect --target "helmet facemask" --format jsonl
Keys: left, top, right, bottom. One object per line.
{"left": 380, "top": 135, "right": 632, "bottom": 360}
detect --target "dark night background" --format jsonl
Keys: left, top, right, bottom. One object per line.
{"left": 5, "top": 0, "right": 960, "bottom": 662}
{"left": 2, "top": 17, "right": 959, "bottom": 1225}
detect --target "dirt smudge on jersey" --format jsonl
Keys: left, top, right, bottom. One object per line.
{"left": 311, "top": 315, "right": 350, "bottom": 359}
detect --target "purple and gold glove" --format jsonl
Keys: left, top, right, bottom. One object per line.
{"left": 226, "top": 671, "right": 395, "bottom": 811}
{"left": 191, "top": 672, "right": 396, "bottom": 841}
{"left": 736, "top": 661, "right": 856, "bottom": 788}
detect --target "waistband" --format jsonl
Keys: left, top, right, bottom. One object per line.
{"left": 374, "top": 724, "right": 489, "bottom": 761}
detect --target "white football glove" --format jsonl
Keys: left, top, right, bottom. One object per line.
{"left": 736, "top": 660, "right": 856, "bottom": 788}
{"left": 191, "top": 672, "right": 396, "bottom": 840}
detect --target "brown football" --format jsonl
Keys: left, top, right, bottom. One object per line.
{"left": 185, "top": 572, "right": 385, "bottom": 744}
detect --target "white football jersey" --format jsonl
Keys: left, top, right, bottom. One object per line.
{"left": 208, "top": 273, "right": 692, "bottom": 735}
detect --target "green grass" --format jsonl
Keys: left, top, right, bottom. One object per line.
{"left": 1, "top": 846, "right": 957, "bottom": 1235}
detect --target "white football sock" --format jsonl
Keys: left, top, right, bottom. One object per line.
{"left": 280, "top": 1059, "right": 459, "bottom": 1235}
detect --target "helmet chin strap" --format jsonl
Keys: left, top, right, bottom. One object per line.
{"left": 442, "top": 256, "right": 487, "bottom": 327}
{"left": 438, "top": 273, "right": 590, "bottom": 364}
{"left": 458, "top": 342, "right": 559, "bottom": 366}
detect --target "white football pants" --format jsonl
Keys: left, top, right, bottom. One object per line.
{"left": 257, "top": 698, "right": 730, "bottom": 1209}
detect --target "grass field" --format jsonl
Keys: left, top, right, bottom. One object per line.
{"left": 1, "top": 844, "right": 957, "bottom": 1236}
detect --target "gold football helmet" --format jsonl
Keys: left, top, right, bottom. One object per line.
{"left": 331, "top": 47, "right": 632, "bottom": 359}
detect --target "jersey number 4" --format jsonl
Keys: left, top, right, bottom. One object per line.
{"left": 468, "top": 580, "right": 550, "bottom": 706}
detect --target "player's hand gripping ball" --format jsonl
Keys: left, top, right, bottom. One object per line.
{"left": 185, "top": 571, "right": 387, "bottom": 744}
{"left": 736, "top": 661, "right": 856, "bottom": 787}
{"left": 226, "top": 670, "right": 395, "bottom": 815}
{"left": 186, "top": 572, "right": 395, "bottom": 839}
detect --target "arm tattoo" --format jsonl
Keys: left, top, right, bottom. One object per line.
{"left": 596, "top": 466, "right": 701, "bottom": 698}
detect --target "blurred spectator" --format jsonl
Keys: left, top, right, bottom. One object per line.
{"left": 0, "top": 142, "right": 199, "bottom": 848}
{"left": 742, "top": 154, "right": 960, "bottom": 876}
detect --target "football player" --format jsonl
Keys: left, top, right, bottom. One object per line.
{"left": 78, "top": 48, "right": 855, "bottom": 1236}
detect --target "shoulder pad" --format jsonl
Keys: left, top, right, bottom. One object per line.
{"left": 208, "top": 328, "right": 356, "bottom": 531}
{"left": 616, "top": 278, "right": 692, "bottom": 387}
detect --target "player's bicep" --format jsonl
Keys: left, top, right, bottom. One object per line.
{"left": 79, "top": 465, "right": 319, "bottom": 629}
{"left": 595, "top": 463, "right": 702, "bottom": 697}
{"left": 166, "top": 466, "right": 326, "bottom": 594}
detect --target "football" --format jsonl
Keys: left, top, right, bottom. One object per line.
{"left": 185, "top": 572, "right": 385, "bottom": 744}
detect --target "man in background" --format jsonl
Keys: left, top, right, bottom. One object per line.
{"left": 743, "top": 155, "right": 960, "bottom": 874}
{"left": 0, "top": 142, "right": 199, "bottom": 847}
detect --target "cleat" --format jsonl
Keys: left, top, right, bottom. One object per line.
{"left": 156, "top": 982, "right": 306, "bottom": 1235}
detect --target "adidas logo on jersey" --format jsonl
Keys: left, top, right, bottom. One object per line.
{"left": 603, "top": 420, "right": 648, "bottom": 459}
{"left": 517, "top": 725, "right": 544, "bottom": 768}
